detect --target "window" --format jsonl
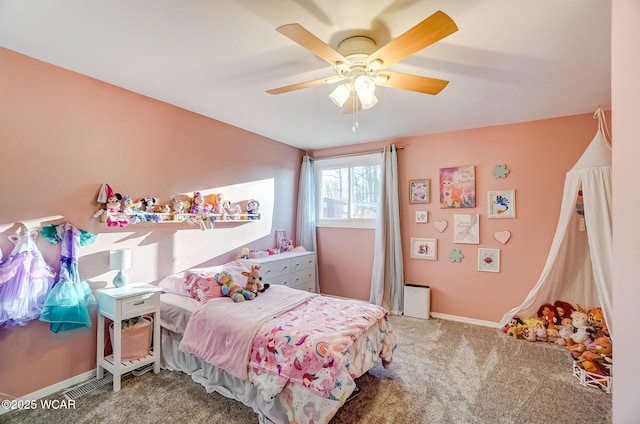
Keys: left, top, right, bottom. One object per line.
{"left": 315, "top": 153, "right": 381, "bottom": 228}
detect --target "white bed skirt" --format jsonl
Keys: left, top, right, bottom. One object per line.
{"left": 160, "top": 328, "right": 288, "bottom": 424}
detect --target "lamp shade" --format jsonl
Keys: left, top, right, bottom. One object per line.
{"left": 329, "top": 84, "right": 351, "bottom": 107}
{"left": 109, "top": 248, "right": 132, "bottom": 271}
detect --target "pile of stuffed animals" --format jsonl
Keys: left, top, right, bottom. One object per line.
{"left": 503, "top": 300, "right": 612, "bottom": 384}
{"left": 94, "top": 184, "right": 260, "bottom": 230}
{"left": 215, "top": 265, "right": 270, "bottom": 303}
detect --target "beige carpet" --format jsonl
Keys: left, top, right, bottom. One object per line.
{"left": 1, "top": 315, "right": 612, "bottom": 424}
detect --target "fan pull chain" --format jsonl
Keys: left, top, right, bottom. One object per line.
{"left": 352, "top": 92, "right": 360, "bottom": 133}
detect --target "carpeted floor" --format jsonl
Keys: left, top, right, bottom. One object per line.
{"left": 1, "top": 315, "right": 612, "bottom": 424}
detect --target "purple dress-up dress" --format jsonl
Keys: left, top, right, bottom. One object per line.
{"left": 0, "top": 224, "right": 56, "bottom": 328}
{"left": 39, "top": 222, "right": 96, "bottom": 333}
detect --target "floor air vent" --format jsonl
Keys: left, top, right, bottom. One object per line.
{"left": 62, "top": 374, "right": 113, "bottom": 400}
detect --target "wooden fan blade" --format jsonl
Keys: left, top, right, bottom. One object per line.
{"left": 368, "top": 10, "right": 458, "bottom": 69}
{"left": 377, "top": 71, "right": 449, "bottom": 95}
{"left": 276, "top": 23, "right": 349, "bottom": 66}
{"left": 266, "top": 76, "right": 337, "bottom": 95}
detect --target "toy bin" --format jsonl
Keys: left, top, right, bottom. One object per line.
{"left": 109, "top": 316, "right": 153, "bottom": 362}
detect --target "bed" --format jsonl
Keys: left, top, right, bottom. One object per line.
{"left": 156, "top": 261, "right": 397, "bottom": 424}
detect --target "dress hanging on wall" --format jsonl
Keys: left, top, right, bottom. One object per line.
{"left": 0, "top": 223, "right": 56, "bottom": 328}
{"left": 39, "top": 222, "right": 97, "bottom": 333}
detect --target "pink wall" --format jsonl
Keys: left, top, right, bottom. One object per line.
{"left": 0, "top": 47, "right": 303, "bottom": 398}
{"left": 311, "top": 113, "right": 603, "bottom": 323}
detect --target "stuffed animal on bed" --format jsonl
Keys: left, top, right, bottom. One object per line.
{"left": 215, "top": 270, "right": 255, "bottom": 302}
{"left": 242, "top": 265, "right": 270, "bottom": 296}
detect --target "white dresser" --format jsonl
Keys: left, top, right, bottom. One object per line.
{"left": 239, "top": 251, "right": 317, "bottom": 293}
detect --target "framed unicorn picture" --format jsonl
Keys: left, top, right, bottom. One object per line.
{"left": 488, "top": 189, "right": 516, "bottom": 219}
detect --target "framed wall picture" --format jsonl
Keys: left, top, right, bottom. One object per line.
{"left": 409, "top": 179, "right": 430, "bottom": 204}
{"left": 410, "top": 237, "right": 437, "bottom": 260}
{"left": 454, "top": 214, "right": 480, "bottom": 244}
{"left": 478, "top": 248, "right": 500, "bottom": 272}
{"left": 415, "top": 211, "right": 428, "bottom": 223}
{"left": 488, "top": 189, "right": 516, "bottom": 219}
{"left": 439, "top": 166, "right": 476, "bottom": 208}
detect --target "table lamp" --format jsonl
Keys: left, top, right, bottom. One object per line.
{"left": 109, "top": 248, "right": 132, "bottom": 288}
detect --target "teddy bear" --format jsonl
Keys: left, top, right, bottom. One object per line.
{"left": 215, "top": 270, "right": 254, "bottom": 302}
{"left": 564, "top": 305, "right": 594, "bottom": 354}
{"left": 587, "top": 307, "right": 609, "bottom": 338}
{"left": 241, "top": 265, "right": 270, "bottom": 296}
{"left": 578, "top": 336, "right": 612, "bottom": 371}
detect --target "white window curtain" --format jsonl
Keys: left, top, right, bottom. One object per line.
{"left": 369, "top": 144, "right": 404, "bottom": 314}
{"left": 296, "top": 155, "right": 319, "bottom": 292}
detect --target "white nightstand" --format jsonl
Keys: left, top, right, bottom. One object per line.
{"left": 96, "top": 283, "right": 163, "bottom": 391}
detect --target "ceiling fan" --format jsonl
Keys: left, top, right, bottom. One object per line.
{"left": 266, "top": 10, "right": 458, "bottom": 115}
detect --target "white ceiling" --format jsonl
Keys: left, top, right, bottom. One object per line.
{"left": 0, "top": 0, "right": 611, "bottom": 150}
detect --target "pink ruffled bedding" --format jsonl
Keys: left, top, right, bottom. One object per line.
{"left": 179, "top": 285, "right": 316, "bottom": 380}
{"left": 173, "top": 284, "right": 397, "bottom": 423}
{"left": 178, "top": 285, "right": 396, "bottom": 403}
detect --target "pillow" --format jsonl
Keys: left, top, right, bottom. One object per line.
{"left": 183, "top": 261, "right": 251, "bottom": 303}
{"left": 157, "top": 272, "right": 189, "bottom": 297}
{"left": 185, "top": 273, "right": 223, "bottom": 303}
{"left": 187, "top": 261, "right": 251, "bottom": 288}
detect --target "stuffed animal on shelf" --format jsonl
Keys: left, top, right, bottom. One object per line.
{"left": 190, "top": 191, "right": 205, "bottom": 214}
{"left": 246, "top": 199, "right": 260, "bottom": 220}
{"left": 215, "top": 271, "right": 254, "bottom": 302}
{"left": 105, "top": 185, "right": 130, "bottom": 228}
{"left": 242, "top": 265, "right": 270, "bottom": 296}
{"left": 142, "top": 197, "right": 160, "bottom": 213}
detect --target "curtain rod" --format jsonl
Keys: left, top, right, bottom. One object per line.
{"left": 311, "top": 145, "right": 404, "bottom": 160}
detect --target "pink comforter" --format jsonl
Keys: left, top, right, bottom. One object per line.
{"left": 179, "top": 285, "right": 316, "bottom": 380}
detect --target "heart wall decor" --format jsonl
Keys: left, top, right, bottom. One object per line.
{"left": 434, "top": 220, "right": 448, "bottom": 233}
{"left": 494, "top": 230, "right": 511, "bottom": 244}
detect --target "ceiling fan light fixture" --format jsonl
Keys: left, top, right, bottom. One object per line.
{"left": 358, "top": 92, "right": 378, "bottom": 110}
{"left": 354, "top": 75, "right": 376, "bottom": 97}
{"left": 329, "top": 84, "right": 351, "bottom": 107}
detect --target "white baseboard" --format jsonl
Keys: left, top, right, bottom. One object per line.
{"left": 429, "top": 312, "right": 500, "bottom": 328}
{"left": 0, "top": 369, "right": 96, "bottom": 416}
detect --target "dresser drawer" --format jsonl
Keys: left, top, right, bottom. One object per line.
{"left": 121, "top": 292, "right": 160, "bottom": 318}
{"left": 291, "top": 254, "right": 315, "bottom": 272}
{"left": 258, "top": 259, "right": 292, "bottom": 281}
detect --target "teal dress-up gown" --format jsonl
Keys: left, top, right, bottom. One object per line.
{"left": 39, "top": 222, "right": 97, "bottom": 333}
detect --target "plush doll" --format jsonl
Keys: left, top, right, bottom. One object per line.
{"left": 522, "top": 325, "right": 538, "bottom": 342}
{"left": 105, "top": 185, "right": 130, "bottom": 228}
{"left": 142, "top": 197, "right": 160, "bottom": 213}
{"left": 242, "top": 265, "right": 270, "bottom": 296}
{"left": 553, "top": 300, "right": 575, "bottom": 324}
{"left": 536, "top": 303, "right": 557, "bottom": 329}
{"left": 215, "top": 271, "right": 254, "bottom": 302}
{"left": 190, "top": 191, "right": 205, "bottom": 214}
{"left": 578, "top": 336, "right": 612, "bottom": 369}
{"left": 564, "top": 305, "right": 593, "bottom": 354}
{"left": 246, "top": 199, "right": 260, "bottom": 220}
{"left": 211, "top": 193, "right": 224, "bottom": 215}
{"left": 556, "top": 317, "right": 575, "bottom": 346}
{"left": 587, "top": 307, "right": 609, "bottom": 338}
